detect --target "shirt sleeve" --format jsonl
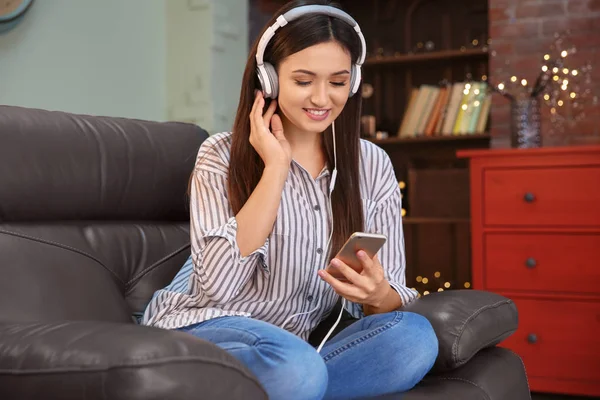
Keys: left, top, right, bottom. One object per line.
{"left": 189, "top": 165, "right": 270, "bottom": 305}
{"left": 344, "top": 152, "right": 419, "bottom": 319}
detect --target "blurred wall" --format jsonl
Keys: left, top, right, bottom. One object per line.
{"left": 0, "top": 0, "right": 167, "bottom": 122}
{"left": 166, "top": 0, "right": 248, "bottom": 133}
{"left": 0, "top": 0, "right": 249, "bottom": 132}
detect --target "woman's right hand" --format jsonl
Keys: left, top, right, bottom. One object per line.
{"left": 249, "top": 90, "right": 292, "bottom": 169}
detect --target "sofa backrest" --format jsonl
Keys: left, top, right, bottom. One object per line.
{"left": 0, "top": 106, "right": 207, "bottom": 324}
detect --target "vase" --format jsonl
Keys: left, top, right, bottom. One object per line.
{"left": 510, "top": 97, "right": 542, "bottom": 148}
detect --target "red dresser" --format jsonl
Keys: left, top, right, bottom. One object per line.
{"left": 457, "top": 145, "right": 600, "bottom": 397}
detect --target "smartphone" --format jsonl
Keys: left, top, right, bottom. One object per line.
{"left": 326, "top": 232, "right": 387, "bottom": 280}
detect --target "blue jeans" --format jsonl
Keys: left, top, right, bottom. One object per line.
{"left": 177, "top": 311, "right": 438, "bottom": 400}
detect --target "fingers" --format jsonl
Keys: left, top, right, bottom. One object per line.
{"left": 329, "top": 258, "right": 363, "bottom": 284}
{"left": 249, "top": 91, "right": 261, "bottom": 138}
{"left": 263, "top": 99, "right": 278, "bottom": 127}
{"left": 357, "top": 250, "right": 376, "bottom": 274}
{"left": 253, "top": 93, "right": 266, "bottom": 132}
{"left": 270, "top": 114, "right": 284, "bottom": 140}
{"left": 318, "top": 270, "right": 363, "bottom": 300}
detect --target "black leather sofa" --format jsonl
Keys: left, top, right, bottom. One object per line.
{"left": 0, "top": 105, "right": 531, "bottom": 400}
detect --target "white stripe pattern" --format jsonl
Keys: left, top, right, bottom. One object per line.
{"left": 141, "top": 132, "right": 418, "bottom": 340}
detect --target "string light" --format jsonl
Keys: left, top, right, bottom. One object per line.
{"left": 464, "top": 282, "right": 471, "bottom": 289}
{"left": 412, "top": 271, "right": 464, "bottom": 296}
{"left": 487, "top": 30, "right": 594, "bottom": 137}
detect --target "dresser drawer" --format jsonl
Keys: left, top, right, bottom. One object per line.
{"left": 483, "top": 166, "right": 600, "bottom": 227}
{"left": 500, "top": 297, "right": 600, "bottom": 383}
{"left": 484, "top": 233, "right": 600, "bottom": 294}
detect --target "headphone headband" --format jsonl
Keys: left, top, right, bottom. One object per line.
{"left": 255, "top": 5, "right": 366, "bottom": 69}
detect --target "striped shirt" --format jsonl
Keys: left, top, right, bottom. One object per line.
{"left": 141, "top": 131, "right": 418, "bottom": 341}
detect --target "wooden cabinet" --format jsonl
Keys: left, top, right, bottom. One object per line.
{"left": 458, "top": 145, "right": 600, "bottom": 397}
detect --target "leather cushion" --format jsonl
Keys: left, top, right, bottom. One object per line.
{"left": 375, "top": 347, "right": 530, "bottom": 400}
{"left": 0, "top": 105, "right": 206, "bottom": 222}
{"left": 401, "top": 290, "right": 518, "bottom": 372}
{"left": 0, "top": 223, "right": 190, "bottom": 323}
{"left": 0, "top": 320, "right": 267, "bottom": 400}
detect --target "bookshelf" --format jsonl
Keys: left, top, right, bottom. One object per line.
{"left": 367, "top": 132, "right": 490, "bottom": 145}
{"left": 364, "top": 48, "right": 489, "bottom": 66}
{"left": 339, "top": 0, "right": 491, "bottom": 295}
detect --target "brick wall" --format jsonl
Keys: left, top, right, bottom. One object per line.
{"left": 489, "top": 0, "right": 600, "bottom": 147}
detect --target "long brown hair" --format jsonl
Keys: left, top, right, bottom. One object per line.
{"left": 229, "top": 0, "right": 364, "bottom": 260}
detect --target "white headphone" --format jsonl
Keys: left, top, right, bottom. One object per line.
{"left": 261, "top": 5, "right": 365, "bottom": 351}
{"left": 255, "top": 4, "right": 367, "bottom": 99}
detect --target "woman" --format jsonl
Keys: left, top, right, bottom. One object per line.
{"left": 141, "top": 1, "right": 438, "bottom": 399}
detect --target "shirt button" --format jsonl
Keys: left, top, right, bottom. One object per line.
{"left": 307, "top": 295, "right": 314, "bottom": 302}
{"left": 313, "top": 205, "right": 320, "bottom": 211}
{"left": 316, "top": 248, "right": 323, "bottom": 254}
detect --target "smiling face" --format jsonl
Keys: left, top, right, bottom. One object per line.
{"left": 276, "top": 41, "right": 352, "bottom": 135}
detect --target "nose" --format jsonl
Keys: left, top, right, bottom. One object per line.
{"left": 310, "top": 82, "right": 328, "bottom": 108}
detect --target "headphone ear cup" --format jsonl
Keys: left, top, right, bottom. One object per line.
{"left": 348, "top": 65, "right": 361, "bottom": 97}
{"left": 264, "top": 62, "right": 279, "bottom": 99}
{"left": 257, "top": 66, "right": 271, "bottom": 98}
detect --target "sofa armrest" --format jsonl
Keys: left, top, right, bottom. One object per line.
{"left": 400, "top": 290, "right": 518, "bottom": 373}
{"left": 0, "top": 320, "right": 267, "bottom": 400}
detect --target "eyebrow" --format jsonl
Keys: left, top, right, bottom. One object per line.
{"left": 292, "top": 69, "right": 350, "bottom": 76}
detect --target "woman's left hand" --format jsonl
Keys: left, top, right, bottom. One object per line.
{"left": 317, "top": 251, "right": 392, "bottom": 309}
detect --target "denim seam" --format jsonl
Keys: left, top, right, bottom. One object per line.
{"left": 185, "top": 322, "right": 262, "bottom": 345}
{"left": 322, "top": 311, "right": 404, "bottom": 362}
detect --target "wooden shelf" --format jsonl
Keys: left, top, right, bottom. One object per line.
{"left": 366, "top": 133, "right": 491, "bottom": 145}
{"left": 364, "top": 48, "right": 489, "bottom": 66}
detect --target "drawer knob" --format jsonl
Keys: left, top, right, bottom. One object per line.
{"left": 523, "top": 192, "right": 536, "bottom": 203}
{"left": 525, "top": 257, "right": 537, "bottom": 268}
{"left": 527, "top": 333, "right": 538, "bottom": 344}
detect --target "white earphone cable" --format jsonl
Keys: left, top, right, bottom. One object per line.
{"left": 280, "top": 121, "right": 345, "bottom": 354}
